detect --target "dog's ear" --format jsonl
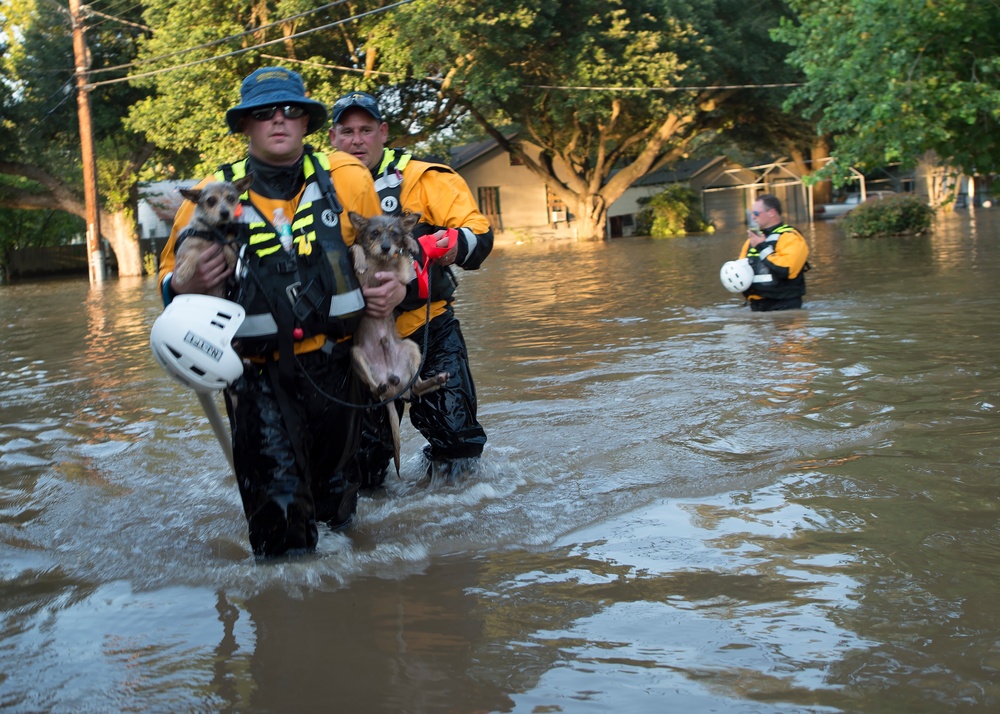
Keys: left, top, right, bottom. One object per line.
{"left": 348, "top": 211, "right": 369, "bottom": 234}
{"left": 179, "top": 186, "right": 202, "bottom": 204}
{"left": 400, "top": 211, "right": 421, "bottom": 235}
{"left": 233, "top": 173, "right": 253, "bottom": 195}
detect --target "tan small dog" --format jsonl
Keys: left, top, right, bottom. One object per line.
{"left": 348, "top": 211, "right": 449, "bottom": 475}
{"left": 174, "top": 174, "right": 254, "bottom": 298}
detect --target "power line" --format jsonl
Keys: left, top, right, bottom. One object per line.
{"left": 85, "top": 0, "right": 413, "bottom": 87}
{"left": 525, "top": 82, "right": 803, "bottom": 92}
{"left": 270, "top": 56, "right": 802, "bottom": 93}
{"left": 86, "top": 7, "right": 150, "bottom": 31}
{"left": 263, "top": 54, "right": 392, "bottom": 77}
{"left": 88, "top": 0, "right": 352, "bottom": 77}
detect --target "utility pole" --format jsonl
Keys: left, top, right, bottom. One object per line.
{"left": 69, "top": 0, "right": 105, "bottom": 285}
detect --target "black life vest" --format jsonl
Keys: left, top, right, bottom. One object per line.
{"left": 374, "top": 148, "right": 410, "bottom": 216}
{"left": 745, "top": 224, "right": 808, "bottom": 300}
{"left": 218, "top": 152, "right": 364, "bottom": 356}
{"left": 375, "top": 148, "right": 459, "bottom": 311}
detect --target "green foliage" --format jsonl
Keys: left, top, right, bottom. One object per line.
{"left": 1, "top": 0, "right": 158, "bottom": 273}
{"left": 777, "top": 0, "right": 1000, "bottom": 181}
{"left": 840, "top": 193, "right": 934, "bottom": 239}
{"left": 635, "top": 184, "right": 713, "bottom": 237}
{"left": 365, "top": 0, "right": 794, "bottom": 236}
{"left": 126, "top": 0, "right": 793, "bottom": 236}
{"left": 0, "top": 203, "right": 84, "bottom": 279}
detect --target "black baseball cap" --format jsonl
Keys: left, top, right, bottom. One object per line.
{"left": 331, "top": 92, "right": 383, "bottom": 123}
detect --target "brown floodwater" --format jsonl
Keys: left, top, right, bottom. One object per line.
{"left": 1, "top": 209, "right": 999, "bottom": 712}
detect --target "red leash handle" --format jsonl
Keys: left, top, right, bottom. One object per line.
{"left": 414, "top": 228, "right": 458, "bottom": 299}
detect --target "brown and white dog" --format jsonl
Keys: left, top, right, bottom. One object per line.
{"left": 348, "top": 211, "right": 449, "bottom": 475}
{"left": 174, "top": 174, "right": 253, "bottom": 298}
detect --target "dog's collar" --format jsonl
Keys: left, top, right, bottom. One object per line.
{"left": 179, "top": 226, "right": 231, "bottom": 241}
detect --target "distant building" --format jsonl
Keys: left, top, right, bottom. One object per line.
{"left": 137, "top": 180, "right": 197, "bottom": 242}
{"left": 449, "top": 138, "right": 818, "bottom": 238}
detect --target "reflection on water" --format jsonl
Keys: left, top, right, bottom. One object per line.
{"left": 2, "top": 211, "right": 1000, "bottom": 711}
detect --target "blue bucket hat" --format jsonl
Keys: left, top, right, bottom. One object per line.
{"left": 331, "top": 91, "right": 383, "bottom": 123}
{"left": 225, "top": 67, "right": 328, "bottom": 135}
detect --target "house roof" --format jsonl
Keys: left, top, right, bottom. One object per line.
{"left": 628, "top": 156, "right": 728, "bottom": 187}
{"left": 449, "top": 133, "right": 519, "bottom": 170}
{"left": 446, "top": 137, "right": 733, "bottom": 187}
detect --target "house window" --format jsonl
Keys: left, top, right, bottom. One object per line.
{"left": 478, "top": 187, "right": 502, "bottom": 232}
{"left": 509, "top": 153, "right": 524, "bottom": 166}
{"left": 546, "top": 186, "right": 568, "bottom": 224}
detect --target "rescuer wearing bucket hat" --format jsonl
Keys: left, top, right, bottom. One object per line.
{"left": 330, "top": 90, "right": 492, "bottom": 488}
{"left": 156, "top": 67, "right": 405, "bottom": 557}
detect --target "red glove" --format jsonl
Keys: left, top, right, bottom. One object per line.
{"left": 414, "top": 228, "right": 458, "bottom": 299}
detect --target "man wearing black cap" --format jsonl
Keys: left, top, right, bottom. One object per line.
{"left": 157, "top": 67, "right": 403, "bottom": 556}
{"left": 330, "top": 91, "right": 493, "bottom": 487}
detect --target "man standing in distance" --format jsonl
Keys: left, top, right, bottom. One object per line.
{"left": 158, "top": 68, "right": 401, "bottom": 556}
{"left": 739, "top": 193, "right": 810, "bottom": 311}
{"left": 330, "top": 91, "right": 493, "bottom": 486}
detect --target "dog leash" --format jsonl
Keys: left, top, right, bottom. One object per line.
{"left": 414, "top": 229, "right": 458, "bottom": 299}
{"left": 294, "top": 283, "right": 436, "bottom": 410}
{"left": 296, "top": 228, "right": 458, "bottom": 409}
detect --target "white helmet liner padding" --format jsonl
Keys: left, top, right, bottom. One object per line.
{"left": 150, "top": 295, "right": 246, "bottom": 393}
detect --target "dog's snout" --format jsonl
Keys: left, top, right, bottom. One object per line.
{"left": 380, "top": 235, "right": 393, "bottom": 253}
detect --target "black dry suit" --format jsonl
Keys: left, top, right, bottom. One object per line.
{"left": 373, "top": 148, "right": 460, "bottom": 310}
{"left": 744, "top": 223, "right": 809, "bottom": 311}
{"left": 353, "top": 148, "right": 488, "bottom": 489}
{"left": 219, "top": 150, "right": 366, "bottom": 556}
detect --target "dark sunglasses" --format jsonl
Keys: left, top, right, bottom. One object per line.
{"left": 248, "top": 105, "right": 307, "bottom": 121}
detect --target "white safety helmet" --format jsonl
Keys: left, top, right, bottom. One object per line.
{"left": 150, "top": 294, "right": 246, "bottom": 393}
{"left": 719, "top": 259, "right": 754, "bottom": 293}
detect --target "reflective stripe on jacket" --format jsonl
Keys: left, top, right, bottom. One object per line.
{"left": 740, "top": 223, "right": 809, "bottom": 301}
{"left": 219, "top": 153, "right": 364, "bottom": 356}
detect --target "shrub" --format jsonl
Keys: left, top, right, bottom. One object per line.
{"left": 635, "top": 185, "right": 714, "bottom": 238}
{"left": 841, "top": 193, "right": 934, "bottom": 238}
{"left": 143, "top": 252, "right": 158, "bottom": 276}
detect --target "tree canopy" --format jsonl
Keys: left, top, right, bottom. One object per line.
{"left": 124, "top": 0, "right": 797, "bottom": 238}
{"left": 6, "top": 0, "right": 993, "bottom": 267}
{"left": 777, "top": 0, "right": 1000, "bottom": 179}
{"left": 357, "top": 0, "right": 797, "bottom": 237}
{"left": 1, "top": 0, "right": 156, "bottom": 274}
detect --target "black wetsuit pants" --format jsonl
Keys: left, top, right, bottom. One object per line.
{"left": 225, "top": 343, "right": 363, "bottom": 556}
{"left": 354, "top": 309, "right": 487, "bottom": 488}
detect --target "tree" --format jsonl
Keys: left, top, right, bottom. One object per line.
{"left": 776, "top": 0, "right": 1000, "bottom": 187}
{"left": 0, "top": 177, "right": 85, "bottom": 282}
{"left": 124, "top": 0, "right": 468, "bottom": 176}
{"left": 0, "top": 0, "right": 156, "bottom": 276}
{"left": 126, "top": 0, "right": 796, "bottom": 241}
{"left": 363, "top": 0, "right": 795, "bottom": 239}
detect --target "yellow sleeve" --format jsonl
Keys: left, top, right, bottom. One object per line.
{"left": 738, "top": 238, "right": 752, "bottom": 260}
{"left": 769, "top": 229, "right": 809, "bottom": 279}
{"left": 327, "top": 152, "right": 381, "bottom": 246}
{"left": 158, "top": 176, "right": 215, "bottom": 291}
{"left": 400, "top": 163, "right": 491, "bottom": 233}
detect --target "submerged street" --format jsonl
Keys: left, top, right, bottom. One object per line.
{"left": 1, "top": 210, "right": 999, "bottom": 712}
